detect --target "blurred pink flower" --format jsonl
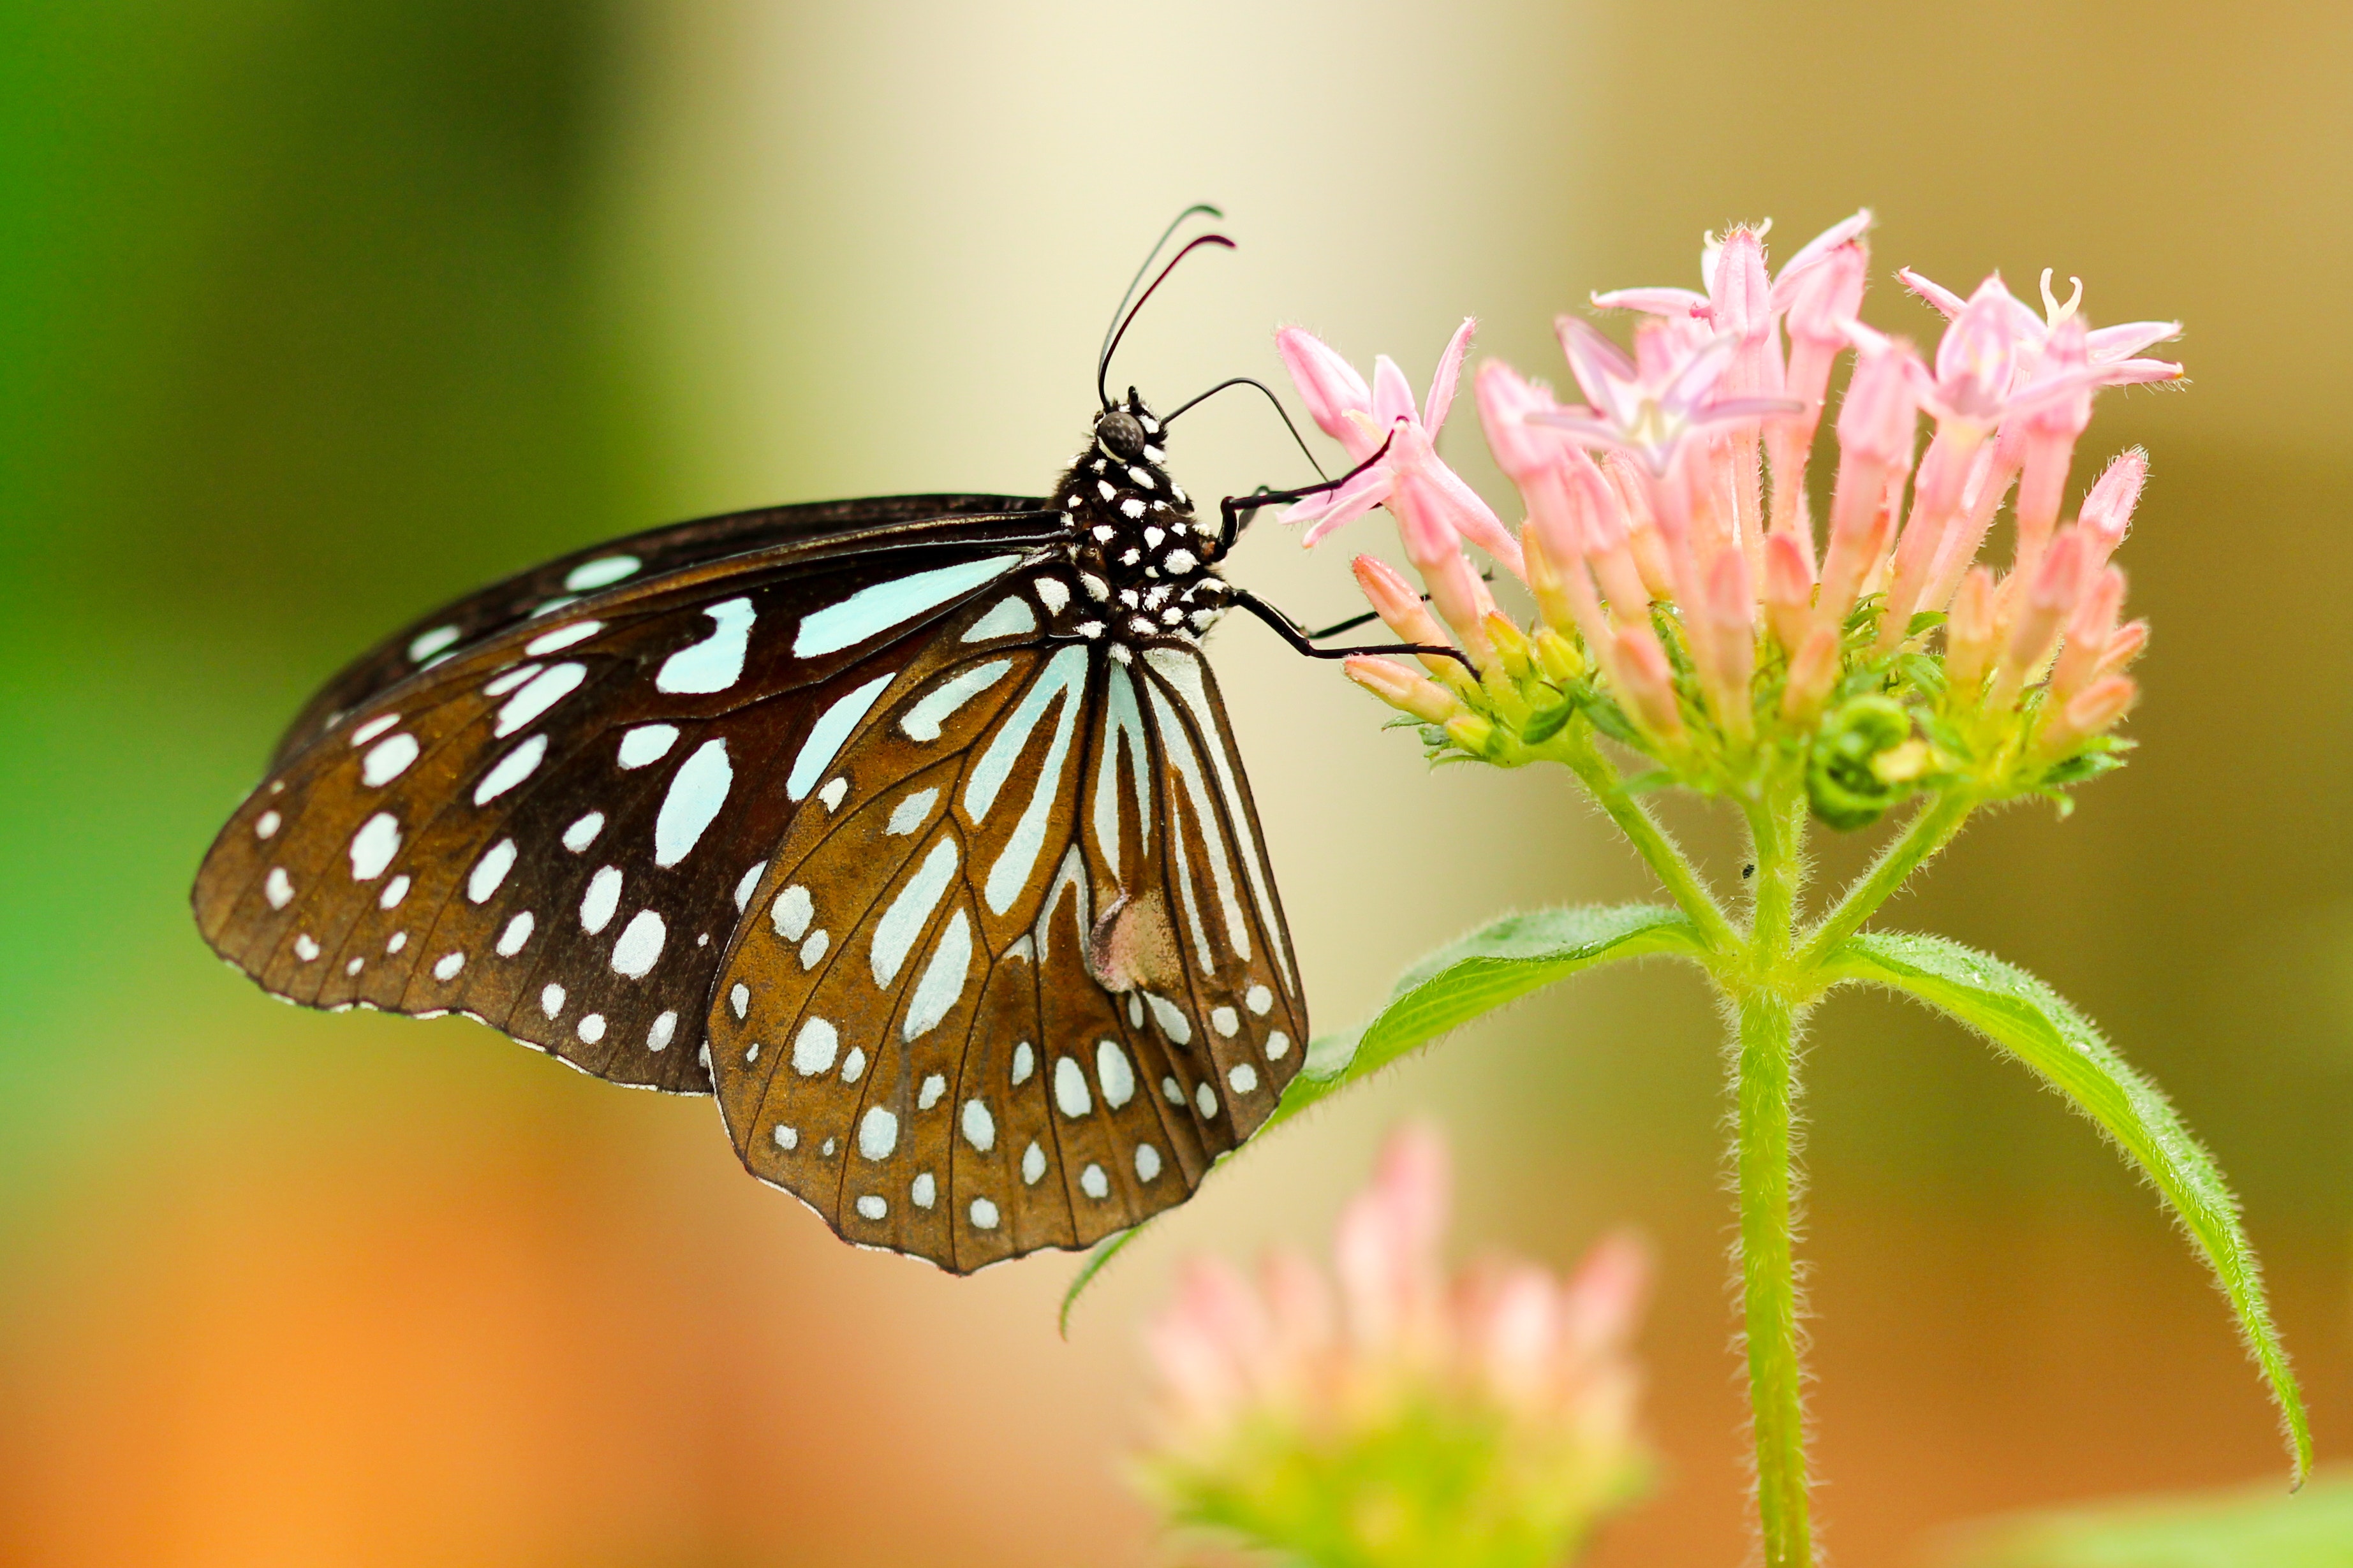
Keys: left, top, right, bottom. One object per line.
{"left": 1137, "top": 1124, "right": 1651, "bottom": 1568}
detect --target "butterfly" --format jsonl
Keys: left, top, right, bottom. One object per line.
{"left": 191, "top": 214, "right": 1445, "bottom": 1273}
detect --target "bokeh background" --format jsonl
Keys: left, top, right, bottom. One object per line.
{"left": 3, "top": 1, "right": 2349, "bottom": 1563}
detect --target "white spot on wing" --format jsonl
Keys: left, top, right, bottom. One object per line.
{"left": 793, "top": 555, "right": 1024, "bottom": 657}
{"left": 579, "top": 865, "right": 623, "bottom": 934}
{"left": 1011, "top": 1041, "right": 1034, "bottom": 1085}
{"left": 1228, "top": 1062, "right": 1260, "bottom": 1094}
{"left": 351, "top": 712, "right": 401, "bottom": 745}
{"left": 902, "top": 908, "right": 972, "bottom": 1041}
{"left": 577, "top": 1014, "right": 606, "bottom": 1044}
{"left": 255, "top": 810, "right": 281, "bottom": 839}
{"left": 467, "top": 839, "right": 517, "bottom": 903}
{"left": 433, "top": 951, "right": 464, "bottom": 981}
{"left": 348, "top": 813, "right": 401, "bottom": 881}
{"left": 495, "top": 663, "right": 586, "bottom": 737}
{"left": 647, "top": 1011, "right": 676, "bottom": 1050}
{"left": 1095, "top": 1039, "right": 1135, "bottom": 1108}
{"left": 961, "top": 1097, "right": 995, "bottom": 1152}
{"left": 496, "top": 911, "right": 535, "bottom": 956}
{"left": 818, "top": 777, "right": 848, "bottom": 811}
{"left": 799, "top": 930, "right": 829, "bottom": 969}
{"left": 1135, "top": 1144, "right": 1163, "bottom": 1182}
{"left": 963, "top": 596, "right": 1038, "bottom": 641}
{"left": 656, "top": 597, "right": 755, "bottom": 694}
{"left": 616, "top": 724, "right": 678, "bottom": 768}
{"left": 1021, "top": 1142, "right": 1047, "bottom": 1184}
{"left": 474, "top": 735, "right": 547, "bottom": 804}
{"left": 772, "top": 1124, "right": 797, "bottom": 1150}
{"left": 787, "top": 675, "right": 895, "bottom": 801}
{"left": 899, "top": 659, "right": 1012, "bottom": 742}
{"left": 1246, "top": 983, "right": 1273, "bottom": 1015}
{"left": 792, "top": 1018, "right": 838, "bottom": 1075}
{"left": 564, "top": 555, "right": 639, "bottom": 591}
{"left": 1144, "top": 992, "right": 1192, "bottom": 1045}
{"left": 525, "top": 620, "right": 601, "bottom": 656}
{"left": 734, "top": 860, "right": 767, "bottom": 911}
{"left": 361, "top": 733, "right": 420, "bottom": 786}
{"left": 1035, "top": 578, "right": 1070, "bottom": 614}
{"left": 1080, "top": 1164, "right": 1109, "bottom": 1199}
{"left": 483, "top": 664, "right": 541, "bottom": 698}
{"left": 858, "top": 1107, "right": 899, "bottom": 1161}
{"left": 1211, "top": 1006, "right": 1239, "bottom": 1037}
{"left": 918, "top": 1074, "right": 946, "bottom": 1110}
{"left": 408, "top": 626, "right": 460, "bottom": 662}
{"left": 970, "top": 1197, "right": 999, "bottom": 1229}
{"left": 871, "top": 838, "right": 959, "bottom": 986}
{"left": 855, "top": 1194, "right": 887, "bottom": 1221}
{"left": 562, "top": 812, "right": 603, "bottom": 852}
{"left": 542, "top": 982, "right": 565, "bottom": 1016}
{"left": 265, "top": 868, "right": 294, "bottom": 908}
{"left": 911, "top": 1172, "right": 936, "bottom": 1208}
{"left": 1053, "top": 1056, "right": 1092, "bottom": 1118}
{"left": 293, "top": 934, "right": 320, "bottom": 962}
{"left": 772, "top": 884, "right": 813, "bottom": 941}
{"left": 653, "top": 739, "right": 732, "bottom": 867}
{"left": 886, "top": 789, "right": 938, "bottom": 837}
{"left": 611, "top": 909, "right": 665, "bottom": 978}
{"left": 378, "top": 875, "right": 409, "bottom": 910}
{"left": 1267, "top": 1030, "right": 1291, "bottom": 1059}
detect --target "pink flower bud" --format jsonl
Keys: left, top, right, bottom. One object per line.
{"left": 1781, "top": 624, "right": 1842, "bottom": 722}
{"left": 2079, "top": 446, "right": 2148, "bottom": 570}
{"left": 1699, "top": 547, "right": 1757, "bottom": 740}
{"left": 2099, "top": 617, "right": 2150, "bottom": 674}
{"left": 1928, "top": 276, "right": 2027, "bottom": 426}
{"left": 1352, "top": 553, "right": 1462, "bottom": 680}
{"left": 2038, "top": 673, "right": 2139, "bottom": 757}
{"left": 1992, "top": 529, "right": 2087, "bottom": 706}
{"left": 1612, "top": 621, "right": 1686, "bottom": 744}
{"left": 1944, "top": 567, "right": 2000, "bottom": 699}
{"left": 2047, "top": 565, "right": 2125, "bottom": 709}
{"left": 1762, "top": 529, "right": 1817, "bottom": 656}
{"left": 1475, "top": 358, "right": 1565, "bottom": 483}
{"left": 1345, "top": 655, "right": 1464, "bottom": 725}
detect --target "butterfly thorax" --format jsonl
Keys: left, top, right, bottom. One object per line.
{"left": 1050, "top": 392, "right": 1230, "bottom": 645}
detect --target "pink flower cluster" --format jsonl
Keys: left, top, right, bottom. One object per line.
{"left": 1290, "top": 211, "right": 2174, "bottom": 763}
{"left": 1144, "top": 1123, "right": 1648, "bottom": 1463}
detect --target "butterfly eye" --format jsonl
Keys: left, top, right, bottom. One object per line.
{"left": 1096, "top": 409, "right": 1147, "bottom": 462}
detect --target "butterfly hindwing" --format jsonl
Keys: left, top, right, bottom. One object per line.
{"left": 705, "top": 568, "right": 1311, "bottom": 1271}
{"left": 193, "top": 524, "right": 1054, "bottom": 1093}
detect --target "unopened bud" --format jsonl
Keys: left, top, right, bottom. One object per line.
{"left": 2079, "top": 447, "right": 2148, "bottom": 570}
{"left": 1944, "top": 566, "right": 1999, "bottom": 700}
{"left": 1345, "top": 655, "right": 1463, "bottom": 725}
{"left": 1352, "top": 553, "right": 1460, "bottom": 682}
{"left": 1699, "top": 548, "right": 1757, "bottom": 742}
{"left": 1533, "top": 627, "right": 1584, "bottom": 682}
{"left": 1992, "top": 529, "right": 2086, "bottom": 707}
{"left": 2047, "top": 566, "right": 2125, "bottom": 708}
{"left": 1762, "top": 529, "right": 1817, "bottom": 656}
{"left": 2037, "top": 674, "right": 2138, "bottom": 758}
{"left": 2098, "top": 619, "right": 2150, "bottom": 675}
{"left": 1482, "top": 612, "right": 1535, "bottom": 682}
{"left": 1445, "top": 714, "right": 1499, "bottom": 757}
{"left": 1780, "top": 624, "right": 1841, "bottom": 722}
{"left": 1612, "top": 623, "right": 1686, "bottom": 745}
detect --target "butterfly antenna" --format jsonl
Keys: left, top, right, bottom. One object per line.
{"left": 1098, "top": 203, "right": 1223, "bottom": 400}
{"left": 1163, "top": 377, "right": 1328, "bottom": 482}
{"left": 1098, "top": 233, "right": 1236, "bottom": 410}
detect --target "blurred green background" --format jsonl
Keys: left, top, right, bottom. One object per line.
{"left": 3, "top": 1, "right": 2348, "bottom": 1564}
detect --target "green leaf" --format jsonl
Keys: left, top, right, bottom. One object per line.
{"left": 1269, "top": 903, "right": 1709, "bottom": 1133}
{"left": 1824, "top": 932, "right": 2312, "bottom": 1484}
{"left": 1943, "top": 1471, "right": 2353, "bottom": 1567}
{"left": 1061, "top": 904, "right": 1709, "bottom": 1333}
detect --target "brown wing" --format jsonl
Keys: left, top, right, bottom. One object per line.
{"left": 193, "top": 517, "right": 1058, "bottom": 1094}
{"left": 702, "top": 573, "right": 1310, "bottom": 1271}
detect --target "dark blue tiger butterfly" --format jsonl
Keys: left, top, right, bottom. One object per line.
{"left": 191, "top": 212, "right": 1446, "bottom": 1272}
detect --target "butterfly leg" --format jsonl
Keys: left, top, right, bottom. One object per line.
{"left": 1228, "top": 588, "right": 1474, "bottom": 670}
{"left": 1214, "top": 428, "right": 1400, "bottom": 559}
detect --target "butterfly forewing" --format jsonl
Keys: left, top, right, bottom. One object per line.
{"left": 193, "top": 518, "right": 1054, "bottom": 1093}
{"left": 705, "top": 571, "right": 1309, "bottom": 1271}
{"left": 270, "top": 494, "right": 1051, "bottom": 768}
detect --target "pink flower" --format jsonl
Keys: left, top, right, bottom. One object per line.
{"left": 1274, "top": 321, "right": 1524, "bottom": 578}
{"left": 1528, "top": 317, "right": 1795, "bottom": 478}
{"left": 1137, "top": 1124, "right": 1653, "bottom": 1566}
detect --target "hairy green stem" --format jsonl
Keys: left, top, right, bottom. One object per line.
{"left": 1554, "top": 729, "right": 1737, "bottom": 952}
{"left": 1737, "top": 983, "right": 1811, "bottom": 1568}
{"left": 1797, "top": 790, "right": 1974, "bottom": 966}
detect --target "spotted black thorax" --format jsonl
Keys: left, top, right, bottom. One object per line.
{"left": 1049, "top": 389, "right": 1232, "bottom": 645}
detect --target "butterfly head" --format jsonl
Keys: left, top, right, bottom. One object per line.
{"left": 1093, "top": 387, "right": 1163, "bottom": 466}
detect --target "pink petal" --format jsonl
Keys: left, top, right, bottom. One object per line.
{"left": 1420, "top": 455, "right": 1525, "bottom": 578}
{"left": 1275, "top": 326, "right": 1373, "bottom": 443}
{"left": 1288, "top": 465, "right": 1394, "bottom": 546}
{"left": 1710, "top": 228, "right": 1774, "bottom": 342}
{"left": 1657, "top": 333, "right": 1739, "bottom": 418}
{"left": 1774, "top": 208, "right": 1873, "bottom": 286}
{"left": 2086, "top": 319, "right": 2182, "bottom": 363}
{"left": 1371, "top": 355, "right": 1418, "bottom": 429}
{"left": 1475, "top": 358, "right": 1565, "bottom": 481}
{"left": 1590, "top": 286, "right": 1709, "bottom": 317}
{"left": 1424, "top": 317, "right": 1475, "bottom": 437}
{"left": 1898, "top": 267, "right": 1968, "bottom": 320}
{"left": 1554, "top": 317, "right": 1642, "bottom": 426}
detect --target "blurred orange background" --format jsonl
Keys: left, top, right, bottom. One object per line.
{"left": 3, "top": 1, "right": 2349, "bottom": 1564}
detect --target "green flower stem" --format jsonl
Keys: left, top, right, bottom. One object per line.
{"left": 1797, "top": 789, "right": 1975, "bottom": 967}
{"left": 1736, "top": 982, "right": 1812, "bottom": 1568}
{"left": 1551, "top": 728, "right": 1738, "bottom": 954}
